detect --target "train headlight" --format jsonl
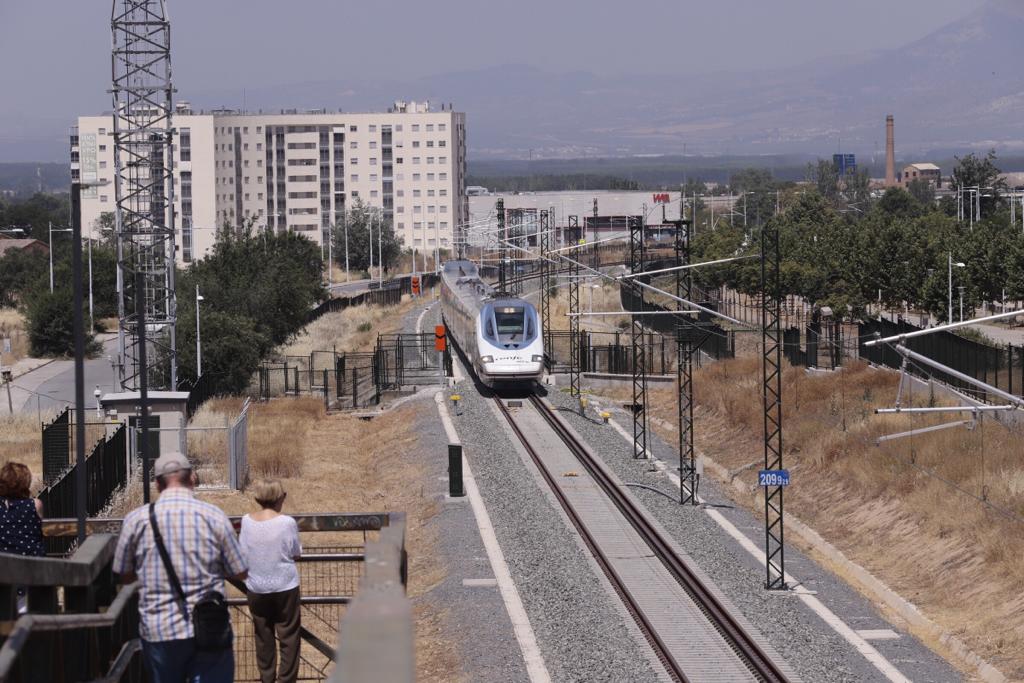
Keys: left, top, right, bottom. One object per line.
{"left": 532, "top": 355, "right": 543, "bottom": 363}
{"left": 480, "top": 355, "right": 494, "bottom": 363}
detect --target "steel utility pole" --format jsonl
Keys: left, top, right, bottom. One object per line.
{"left": 71, "top": 183, "right": 87, "bottom": 545}
{"left": 111, "top": 0, "right": 178, "bottom": 390}
{"left": 761, "top": 219, "right": 786, "bottom": 590}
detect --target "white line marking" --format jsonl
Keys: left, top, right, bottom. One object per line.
{"left": 415, "top": 303, "right": 434, "bottom": 334}
{"left": 434, "top": 392, "right": 551, "bottom": 683}
{"left": 462, "top": 578, "right": 499, "bottom": 588}
{"left": 591, "top": 402, "right": 911, "bottom": 683}
{"left": 857, "top": 629, "right": 901, "bottom": 641}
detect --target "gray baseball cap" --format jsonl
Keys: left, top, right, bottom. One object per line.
{"left": 153, "top": 452, "right": 192, "bottom": 477}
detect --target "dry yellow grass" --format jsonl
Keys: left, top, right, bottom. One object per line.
{"left": 278, "top": 296, "right": 420, "bottom": 359}
{"left": 108, "top": 397, "right": 457, "bottom": 680}
{"left": 549, "top": 281, "right": 630, "bottom": 333}
{"left": 0, "top": 414, "right": 44, "bottom": 490}
{"left": 0, "top": 308, "right": 29, "bottom": 363}
{"left": 594, "top": 358, "right": 1024, "bottom": 678}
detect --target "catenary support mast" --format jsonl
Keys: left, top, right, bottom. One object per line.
{"left": 111, "top": 0, "right": 178, "bottom": 389}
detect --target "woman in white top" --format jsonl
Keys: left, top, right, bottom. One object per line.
{"left": 239, "top": 479, "right": 302, "bottom": 683}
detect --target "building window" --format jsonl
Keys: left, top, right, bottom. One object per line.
{"left": 427, "top": 157, "right": 434, "bottom": 164}
{"left": 440, "top": 205, "right": 447, "bottom": 213}
{"left": 350, "top": 174, "right": 358, "bottom": 182}
{"left": 370, "top": 190, "right": 378, "bottom": 197}
{"left": 414, "top": 222, "right": 422, "bottom": 230}
{"left": 350, "top": 158, "right": 358, "bottom": 165}
{"left": 370, "top": 158, "right": 377, "bottom": 166}
{"left": 370, "top": 174, "right": 378, "bottom": 181}
{"left": 369, "top": 141, "right": 377, "bottom": 149}
{"left": 413, "top": 189, "right": 422, "bottom": 198}
{"left": 350, "top": 141, "right": 358, "bottom": 149}
{"left": 439, "top": 157, "right": 447, "bottom": 164}
{"left": 397, "top": 206, "right": 404, "bottom": 213}
{"left": 396, "top": 190, "right": 404, "bottom": 197}
{"left": 351, "top": 190, "right": 359, "bottom": 197}
{"left": 369, "top": 125, "right": 377, "bottom": 132}
{"left": 258, "top": 192, "right": 264, "bottom": 200}
{"left": 414, "top": 206, "right": 422, "bottom": 213}
{"left": 426, "top": 141, "right": 434, "bottom": 148}
{"left": 99, "top": 127, "right": 106, "bottom": 135}
{"left": 440, "top": 189, "right": 447, "bottom": 196}
{"left": 412, "top": 124, "right": 419, "bottom": 132}
{"left": 245, "top": 193, "right": 250, "bottom": 200}
{"left": 428, "top": 205, "right": 436, "bottom": 213}
{"left": 100, "top": 195, "right": 108, "bottom": 203}
{"left": 99, "top": 161, "right": 107, "bottom": 169}
{"left": 257, "top": 160, "right": 263, "bottom": 167}
{"left": 427, "top": 173, "right": 435, "bottom": 181}
{"left": 349, "top": 125, "right": 357, "bottom": 132}
{"left": 99, "top": 144, "right": 106, "bottom": 151}
{"left": 439, "top": 173, "right": 447, "bottom": 180}
{"left": 244, "top": 176, "right": 250, "bottom": 184}
{"left": 427, "top": 189, "right": 435, "bottom": 197}
{"left": 439, "top": 140, "right": 446, "bottom": 147}
{"left": 257, "top": 126, "right": 262, "bottom": 133}
{"left": 412, "top": 141, "right": 420, "bottom": 148}
{"left": 413, "top": 157, "right": 420, "bottom": 164}
{"left": 439, "top": 124, "right": 446, "bottom": 131}
{"left": 426, "top": 124, "right": 434, "bottom": 132}
{"left": 413, "top": 173, "right": 421, "bottom": 181}
{"left": 257, "top": 143, "right": 263, "bottom": 151}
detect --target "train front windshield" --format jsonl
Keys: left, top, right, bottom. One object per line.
{"left": 485, "top": 305, "right": 537, "bottom": 345}
{"left": 495, "top": 308, "right": 525, "bottom": 338}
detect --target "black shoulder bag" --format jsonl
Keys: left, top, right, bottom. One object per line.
{"left": 149, "top": 503, "right": 233, "bottom": 651}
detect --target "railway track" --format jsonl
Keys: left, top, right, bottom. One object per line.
{"left": 495, "top": 393, "right": 791, "bottom": 683}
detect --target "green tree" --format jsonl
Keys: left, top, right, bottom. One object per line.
{"left": 807, "top": 160, "right": 840, "bottom": 204}
{"left": 0, "top": 248, "right": 48, "bottom": 306}
{"left": 729, "top": 169, "right": 777, "bottom": 227}
{"left": 331, "top": 200, "right": 403, "bottom": 273}
{"left": 950, "top": 150, "right": 1007, "bottom": 218}
{"left": 24, "top": 288, "right": 96, "bottom": 357}
{"left": 905, "top": 178, "right": 936, "bottom": 207}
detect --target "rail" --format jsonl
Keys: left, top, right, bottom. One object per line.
{"left": 496, "top": 395, "right": 789, "bottom": 682}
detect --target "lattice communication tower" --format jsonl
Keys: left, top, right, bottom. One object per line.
{"left": 111, "top": 0, "right": 178, "bottom": 390}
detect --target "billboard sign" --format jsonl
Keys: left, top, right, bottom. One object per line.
{"left": 833, "top": 154, "right": 856, "bottom": 176}
{"left": 652, "top": 193, "right": 670, "bottom": 204}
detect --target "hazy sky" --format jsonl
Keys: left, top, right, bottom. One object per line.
{"left": 0, "top": 0, "right": 983, "bottom": 159}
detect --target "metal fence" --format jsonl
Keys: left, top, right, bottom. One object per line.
{"left": 37, "top": 425, "right": 127, "bottom": 555}
{"left": 227, "top": 399, "right": 250, "bottom": 491}
{"left": 859, "top": 317, "right": 1024, "bottom": 402}
{"left": 41, "top": 408, "right": 71, "bottom": 484}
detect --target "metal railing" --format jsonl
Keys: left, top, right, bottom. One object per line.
{"left": 11, "top": 512, "right": 408, "bottom": 682}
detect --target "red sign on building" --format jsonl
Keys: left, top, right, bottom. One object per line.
{"left": 652, "top": 193, "right": 670, "bottom": 204}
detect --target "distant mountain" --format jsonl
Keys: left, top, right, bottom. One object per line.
{"left": 180, "top": 0, "right": 1022, "bottom": 161}
{"left": 8, "top": 0, "right": 1023, "bottom": 163}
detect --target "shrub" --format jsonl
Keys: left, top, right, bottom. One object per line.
{"left": 24, "top": 289, "right": 97, "bottom": 357}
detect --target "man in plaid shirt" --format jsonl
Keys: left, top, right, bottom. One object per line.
{"left": 114, "top": 452, "right": 248, "bottom": 682}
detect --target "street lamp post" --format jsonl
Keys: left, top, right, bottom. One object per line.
{"left": 48, "top": 221, "right": 73, "bottom": 292}
{"left": 948, "top": 252, "right": 966, "bottom": 323}
{"left": 378, "top": 210, "right": 383, "bottom": 287}
{"left": 958, "top": 286, "right": 965, "bottom": 323}
{"left": 195, "top": 285, "right": 204, "bottom": 377}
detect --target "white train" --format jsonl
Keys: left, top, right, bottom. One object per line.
{"left": 440, "top": 260, "right": 545, "bottom": 386}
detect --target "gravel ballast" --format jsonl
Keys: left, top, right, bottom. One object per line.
{"left": 544, "top": 383, "right": 964, "bottom": 683}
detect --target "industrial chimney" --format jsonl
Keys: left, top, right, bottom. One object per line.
{"left": 885, "top": 115, "right": 896, "bottom": 187}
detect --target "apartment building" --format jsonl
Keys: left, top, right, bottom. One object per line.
{"left": 70, "top": 101, "right": 468, "bottom": 264}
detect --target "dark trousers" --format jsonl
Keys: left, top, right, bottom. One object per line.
{"left": 247, "top": 586, "right": 301, "bottom": 683}
{"left": 141, "top": 638, "right": 234, "bottom": 683}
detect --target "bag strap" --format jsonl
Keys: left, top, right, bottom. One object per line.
{"left": 149, "top": 503, "right": 190, "bottom": 620}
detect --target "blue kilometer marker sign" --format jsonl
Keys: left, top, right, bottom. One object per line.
{"left": 758, "top": 470, "right": 790, "bottom": 487}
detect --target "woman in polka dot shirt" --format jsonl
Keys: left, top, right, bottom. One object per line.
{"left": 0, "top": 462, "right": 45, "bottom": 557}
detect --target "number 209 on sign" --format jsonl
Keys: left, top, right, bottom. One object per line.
{"left": 758, "top": 470, "right": 790, "bottom": 487}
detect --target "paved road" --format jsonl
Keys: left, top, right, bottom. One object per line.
{"left": 8, "top": 336, "right": 120, "bottom": 419}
